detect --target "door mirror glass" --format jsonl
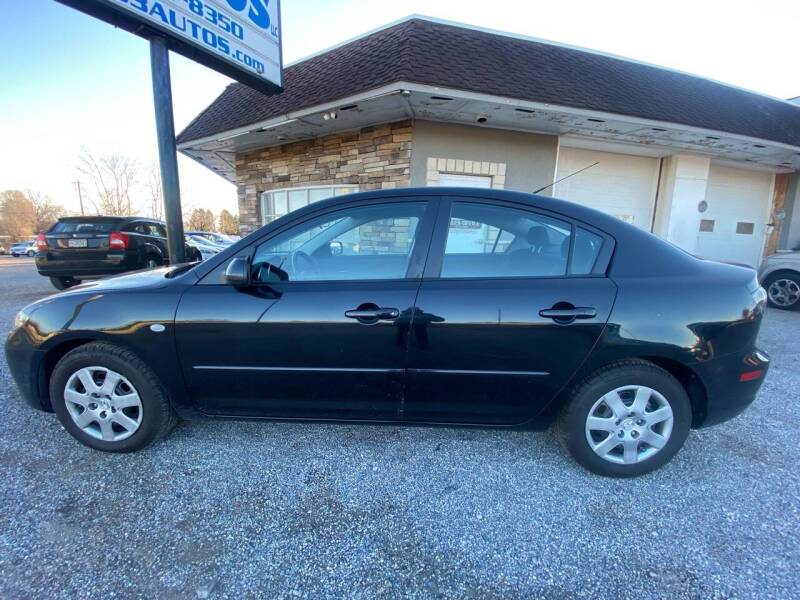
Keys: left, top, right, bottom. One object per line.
{"left": 224, "top": 257, "right": 251, "bottom": 286}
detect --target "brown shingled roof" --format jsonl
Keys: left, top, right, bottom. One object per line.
{"left": 177, "top": 18, "right": 800, "bottom": 147}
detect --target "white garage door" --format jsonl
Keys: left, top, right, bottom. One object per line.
{"left": 554, "top": 147, "right": 660, "bottom": 230}
{"left": 695, "top": 166, "right": 773, "bottom": 267}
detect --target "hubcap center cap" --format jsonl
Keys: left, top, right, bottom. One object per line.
{"left": 99, "top": 397, "right": 112, "bottom": 411}
{"left": 623, "top": 418, "right": 636, "bottom": 429}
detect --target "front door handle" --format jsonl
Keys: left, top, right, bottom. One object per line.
{"left": 539, "top": 307, "right": 597, "bottom": 320}
{"left": 345, "top": 307, "right": 400, "bottom": 320}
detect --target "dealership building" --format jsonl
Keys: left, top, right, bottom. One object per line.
{"left": 177, "top": 16, "right": 800, "bottom": 267}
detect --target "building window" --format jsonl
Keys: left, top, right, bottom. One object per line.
{"left": 261, "top": 185, "right": 359, "bottom": 225}
{"left": 426, "top": 157, "right": 506, "bottom": 189}
{"left": 699, "top": 219, "right": 715, "bottom": 232}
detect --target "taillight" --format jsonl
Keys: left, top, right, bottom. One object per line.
{"left": 36, "top": 232, "right": 48, "bottom": 251}
{"left": 109, "top": 231, "right": 130, "bottom": 249}
{"left": 740, "top": 370, "right": 764, "bottom": 382}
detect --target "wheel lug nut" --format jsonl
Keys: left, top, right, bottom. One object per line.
{"left": 617, "top": 430, "right": 624, "bottom": 437}
{"left": 631, "top": 430, "right": 639, "bottom": 438}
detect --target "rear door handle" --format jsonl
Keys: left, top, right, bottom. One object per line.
{"left": 539, "top": 307, "right": 597, "bottom": 320}
{"left": 345, "top": 307, "right": 400, "bottom": 320}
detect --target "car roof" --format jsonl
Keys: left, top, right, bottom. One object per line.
{"left": 56, "top": 216, "right": 165, "bottom": 224}
{"left": 201, "top": 187, "right": 703, "bottom": 279}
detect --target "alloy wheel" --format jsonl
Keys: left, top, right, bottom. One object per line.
{"left": 63, "top": 366, "right": 143, "bottom": 442}
{"left": 584, "top": 385, "right": 674, "bottom": 465}
{"left": 767, "top": 279, "right": 800, "bottom": 307}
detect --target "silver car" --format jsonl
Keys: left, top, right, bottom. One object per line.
{"left": 758, "top": 252, "right": 800, "bottom": 310}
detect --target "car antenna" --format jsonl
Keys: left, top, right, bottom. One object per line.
{"left": 532, "top": 161, "right": 599, "bottom": 194}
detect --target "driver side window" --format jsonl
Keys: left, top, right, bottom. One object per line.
{"left": 251, "top": 203, "right": 426, "bottom": 283}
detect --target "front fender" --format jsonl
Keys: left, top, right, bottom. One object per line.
{"left": 12, "top": 288, "right": 189, "bottom": 411}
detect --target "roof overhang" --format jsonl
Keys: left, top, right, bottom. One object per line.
{"left": 178, "top": 82, "right": 800, "bottom": 183}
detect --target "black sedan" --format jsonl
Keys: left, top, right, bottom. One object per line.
{"left": 5, "top": 189, "right": 769, "bottom": 476}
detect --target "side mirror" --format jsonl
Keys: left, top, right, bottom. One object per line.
{"left": 329, "top": 240, "right": 343, "bottom": 256}
{"left": 224, "top": 257, "right": 250, "bottom": 287}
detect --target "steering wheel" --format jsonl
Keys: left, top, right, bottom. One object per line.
{"left": 289, "top": 250, "right": 318, "bottom": 280}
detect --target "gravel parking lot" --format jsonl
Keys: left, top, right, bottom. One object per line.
{"left": 0, "top": 256, "right": 798, "bottom": 599}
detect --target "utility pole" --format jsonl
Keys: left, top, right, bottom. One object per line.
{"left": 150, "top": 36, "right": 185, "bottom": 264}
{"left": 73, "top": 180, "right": 85, "bottom": 216}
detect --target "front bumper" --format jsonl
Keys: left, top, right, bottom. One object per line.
{"left": 5, "top": 327, "right": 48, "bottom": 411}
{"left": 694, "top": 348, "right": 770, "bottom": 427}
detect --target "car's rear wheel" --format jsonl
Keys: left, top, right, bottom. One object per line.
{"left": 557, "top": 360, "right": 691, "bottom": 477}
{"left": 49, "top": 276, "right": 80, "bottom": 290}
{"left": 764, "top": 273, "right": 800, "bottom": 310}
{"left": 50, "top": 342, "right": 177, "bottom": 452}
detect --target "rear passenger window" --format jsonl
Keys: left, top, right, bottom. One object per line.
{"left": 441, "top": 203, "right": 571, "bottom": 278}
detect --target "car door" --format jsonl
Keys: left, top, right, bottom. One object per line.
{"left": 175, "top": 197, "right": 437, "bottom": 420}
{"left": 403, "top": 197, "right": 617, "bottom": 425}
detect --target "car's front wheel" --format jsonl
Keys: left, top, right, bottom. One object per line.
{"left": 557, "top": 360, "right": 691, "bottom": 477}
{"left": 764, "top": 272, "right": 800, "bottom": 310}
{"left": 50, "top": 342, "right": 177, "bottom": 452}
{"left": 27, "top": 250, "right": 35, "bottom": 257}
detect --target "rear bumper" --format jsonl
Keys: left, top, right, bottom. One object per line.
{"left": 694, "top": 348, "right": 770, "bottom": 427}
{"left": 34, "top": 251, "right": 136, "bottom": 278}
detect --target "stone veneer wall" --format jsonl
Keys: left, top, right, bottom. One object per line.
{"left": 235, "top": 120, "right": 412, "bottom": 236}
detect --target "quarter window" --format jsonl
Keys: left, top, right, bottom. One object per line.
{"left": 251, "top": 203, "right": 425, "bottom": 283}
{"left": 571, "top": 227, "right": 603, "bottom": 275}
{"left": 441, "top": 203, "right": 572, "bottom": 278}
{"left": 261, "top": 185, "right": 359, "bottom": 225}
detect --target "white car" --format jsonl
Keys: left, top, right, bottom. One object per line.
{"left": 9, "top": 240, "right": 36, "bottom": 257}
{"left": 186, "top": 231, "right": 236, "bottom": 246}
{"left": 758, "top": 251, "right": 800, "bottom": 310}
{"left": 184, "top": 235, "right": 222, "bottom": 261}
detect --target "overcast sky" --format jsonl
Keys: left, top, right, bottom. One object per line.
{"left": 1, "top": 0, "right": 798, "bottom": 217}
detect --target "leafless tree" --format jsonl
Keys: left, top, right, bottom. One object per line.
{"left": 26, "top": 189, "right": 67, "bottom": 233}
{"left": 145, "top": 164, "right": 164, "bottom": 220}
{"left": 77, "top": 148, "right": 139, "bottom": 216}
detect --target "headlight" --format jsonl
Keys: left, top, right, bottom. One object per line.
{"left": 13, "top": 310, "right": 30, "bottom": 329}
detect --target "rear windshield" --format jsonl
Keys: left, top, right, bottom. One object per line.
{"left": 50, "top": 221, "right": 120, "bottom": 234}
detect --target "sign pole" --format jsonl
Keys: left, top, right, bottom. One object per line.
{"left": 149, "top": 36, "right": 185, "bottom": 264}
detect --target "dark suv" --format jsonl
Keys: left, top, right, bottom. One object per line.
{"left": 34, "top": 216, "right": 200, "bottom": 290}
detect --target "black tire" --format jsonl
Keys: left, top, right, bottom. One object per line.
{"left": 145, "top": 254, "right": 162, "bottom": 269}
{"left": 557, "top": 360, "right": 691, "bottom": 477}
{"left": 27, "top": 250, "right": 35, "bottom": 257}
{"left": 49, "top": 342, "right": 177, "bottom": 452}
{"left": 11, "top": 253, "right": 18, "bottom": 257}
{"left": 49, "top": 276, "right": 80, "bottom": 290}
{"left": 763, "top": 272, "right": 800, "bottom": 311}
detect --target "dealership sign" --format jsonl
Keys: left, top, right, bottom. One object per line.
{"left": 56, "top": 0, "right": 282, "bottom": 93}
